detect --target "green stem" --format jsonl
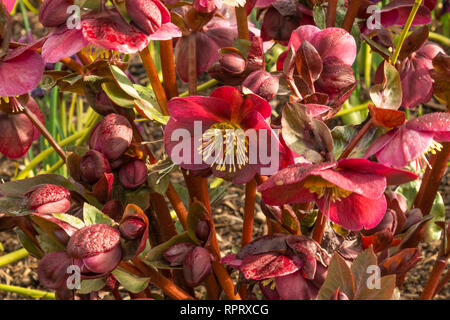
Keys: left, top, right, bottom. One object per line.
{"left": 335, "top": 101, "right": 370, "bottom": 118}
{"left": 428, "top": 31, "right": 450, "bottom": 47}
{"left": 391, "top": 0, "right": 423, "bottom": 65}
{"left": 0, "top": 248, "right": 29, "bottom": 267}
{"left": 179, "top": 79, "right": 218, "bottom": 97}
{"left": 0, "top": 284, "right": 55, "bottom": 299}
{"left": 18, "top": 0, "right": 30, "bottom": 36}
{"left": 364, "top": 43, "right": 372, "bottom": 89}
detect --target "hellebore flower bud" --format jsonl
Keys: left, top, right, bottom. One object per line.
{"left": 403, "top": 208, "right": 423, "bottom": 231}
{"left": 102, "top": 200, "right": 124, "bottom": 222}
{"left": 67, "top": 224, "right": 122, "bottom": 275}
{"left": 39, "top": 0, "right": 74, "bottom": 27}
{"left": 366, "top": 209, "right": 397, "bottom": 236}
{"left": 183, "top": 246, "right": 212, "bottom": 287}
{"left": 243, "top": 70, "right": 279, "bottom": 101}
{"left": 219, "top": 52, "right": 246, "bottom": 74}
{"left": 80, "top": 150, "right": 111, "bottom": 184}
{"left": 26, "top": 184, "right": 71, "bottom": 214}
{"left": 126, "top": 0, "right": 170, "bottom": 35}
{"left": 119, "top": 159, "right": 148, "bottom": 189}
{"left": 163, "top": 242, "right": 196, "bottom": 266}
{"left": 37, "top": 251, "right": 72, "bottom": 290}
{"left": 89, "top": 114, "right": 133, "bottom": 161}
{"left": 119, "top": 217, "right": 146, "bottom": 240}
{"left": 195, "top": 220, "right": 210, "bottom": 242}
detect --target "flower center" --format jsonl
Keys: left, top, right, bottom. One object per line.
{"left": 303, "top": 175, "right": 352, "bottom": 202}
{"left": 414, "top": 140, "right": 443, "bottom": 170}
{"left": 0, "top": 96, "right": 23, "bottom": 113}
{"left": 81, "top": 44, "right": 121, "bottom": 62}
{"left": 261, "top": 278, "right": 276, "bottom": 290}
{"left": 199, "top": 121, "right": 249, "bottom": 173}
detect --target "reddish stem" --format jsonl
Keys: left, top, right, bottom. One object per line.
{"left": 433, "top": 268, "right": 450, "bottom": 298}
{"left": 338, "top": 119, "right": 373, "bottom": 160}
{"left": 420, "top": 259, "right": 447, "bottom": 300}
{"left": 235, "top": 5, "right": 250, "bottom": 40}
{"left": 242, "top": 179, "right": 256, "bottom": 247}
{"left": 342, "top": 0, "right": 361, "bottom": 32}
{"left": 327, "top": 0, "right": 338, "bottom": 27}
{"left": 159, "top": 40, "right": 179, "bottom": 99}
{"left": 188, "top": 33, "right": 197, "bottom": 95}
{"left": 312, "top": 210, "right": 327, "bottom": 244}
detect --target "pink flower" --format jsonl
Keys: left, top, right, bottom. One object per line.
{"left": 41, "top": 8, "right": 181, "bottom": 63}
{"left": 1, "top": 0, "right": 15, "bottom": 13}
{"left": 221, "top": 234, "right": 330, "bottom": 300}
{"left": 365, "top": 112, "right": 450, "bottom": 169}
{"left": 277, "top": 25, "right": 356, "bottom": 100}
{"left": 399, "top": 43, "right": 444, "bottom": 109}
{"left": 258, "top": 158, "right": 417, "bottom": 231}
{"left": 164, "top": 86, "right": 285, "bottom": 184}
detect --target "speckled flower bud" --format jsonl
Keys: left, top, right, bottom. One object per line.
{"left": 25, "top": 184, "right": 71, "bottom": 214}
{"left": 243, "top": 70, "right": 279, "bottom": 101}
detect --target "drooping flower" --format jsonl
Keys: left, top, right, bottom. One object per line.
{"left": 277, "top": 25, "right": 356, "bottom": 100}
{"left": 164, "top": 86, "right": 285, "bottom": 184}
{"left": 40, "top": 7, "right": 181, "bottom": 63}
{"left": 258, "top": 158, "right": 417, "bottom": 231}
{"left": 399, "top": 43, "right": 444, "bottom": 109}
{"left": 365, "top": 112, "right": 450, "bottom": 169}
{"left": 221, "top": 234, "right": 330, "bottom": 300}
{"left": 25, "top": 184, "right": 72, "bottom": 214}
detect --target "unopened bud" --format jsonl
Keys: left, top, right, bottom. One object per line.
{"left": 243, "top": 70, "right": 279, "bottom": 101}
{"left": 119, "top": 160, "right": 148, "bottom": 189}
{"left": 163, "top": 242, "right": 196, "bottom": 266}
{"left": 39, "top": 0, "right": 74, "bottom": 27}
{"left": 80, "top": 150, "right": 111, "bottom": 184}
{"left": 182, "top": 246, "right": 212, "bottom": 287}
{"left": 125, "top": 0, "right": 170, "bottom": 35}
{"left": 26, "top": 184, "right": 71, "bottom": 214}
{"left": 119, "top": 217, "right": 146, "bottom": 240}
{"left": 219, "top": 52, "right": 246, "bottom": 74}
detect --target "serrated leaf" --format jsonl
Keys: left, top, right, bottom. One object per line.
{"left": 83, "top": 203, "right": 116, "bottom": 226}
{"left": 112, "top": 268, "right": 150, "bottom": 293}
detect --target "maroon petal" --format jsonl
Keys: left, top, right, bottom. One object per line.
{"left": 288, "top": 25, "right": 321, "bottom": 52}
{"left": 0, "top": 113, "right": 34, "bottom": 159}
{"left": 148, "top": 22, "right": 181, "bottom": 40}
{"left": 220, "top": 254, "right": 243, "bottom": 269}
{"left": 240, "top": 253, "right": 298, "bottom": 280}
{"left": 406, "top": 112, "right": 450, "bottom": 134}
{"left": 275, "top": 270, "right": 315, "bottom": 300}
{"left": 381, "top": 0, "right": 431, "bottom": 27}
{"left": 0, "top": 50, "right": 44, "bottom": 97}
{"left": 310, "top": 27, "right": 357, "bottom": 65}
{"left": 168, "top": 96, "right": 231, "bottom": 124}
{"left": 42, "top": 27, "right": 89, "bottom": 63}
{"left": 364, "top": 128, "right": 399, "bottom": 159}
{"left": 241, "top": 93, "right": 272, "bottom": 120}
{"left": 209, "top": 86, "right": 244, "bottom": 121}
{"left": 318, "top": 193, "right": 387, "bottom": 231}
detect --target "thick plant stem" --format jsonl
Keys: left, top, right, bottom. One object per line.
{"left": 327, "top": 0, "right": 338, "bottom": 27}
{"left": 312, "top": 210, "right": 327, "bottom": 244}
{"left": 0, "top": 248, "right": 29, "bottom": 267}
{"left": 433, "top": 268, "right": 450, "bottom": 298}
{"left": 149, "top": 192, "right": 178, "bottom": 242}
{"left": 415, "top": 142, "right": 450, "bottom": 216}
{"left": 159, "top": 40, "right": 179, "bottom": 99}
{"left": 60, "top": 57, "right": 85, "bottom": 74}
{"left": 338, "top": 119, "right": 373, "bottom": 160}
{"left": 391, "top": 0, "right": 423, "bottom": 65}
{"left": 188, "top": 33, "right": 197, "bottom": 95}
{"left": 235, "top": 5, "right": 250, "bottom": 40}
{"left": 23, "top": 105, "right": 67, "bottom": 163}
{"left": 166, "top": 183, "right": 188, "bottom": 229}
{"left": 420, "top": 259, "right": 447, "bottom": 300}
{"left": 139, "top": 47, "right": 170, "bottom": 115}
{"left": 242, "top": 179, "right": 256, "bottom": 248}
{"left": 342, "top": 0, "right": 360, "bottom": 32}
{"left": 130, "top": 258, "right": 195, "bottom": 300}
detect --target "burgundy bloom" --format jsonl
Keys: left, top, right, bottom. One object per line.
{"left": 258, "top": 159, "right": 417, "bottom": 231}
{"left": 39, "top": 0, "right": 74, "bottom": 28}
{"left": 365, "top": 112, "right": 450, "bottom": 169}
{"left": 174, "top": 18, "right": 237, "bottom": 82}
{"left": 118, "top": 159, "right": 148, "bottom": 189}
{"left": 164, "top": 86, "right": 285, "bottom": 184}
{"left": 399, "top": 43, "right": 444, "bottom": 109}
{"left": 25, "top": 184, "right": 72, "bottom": 214}
{"left": 41, "top": 8, "right": 181, "bottom": 63}
{"left": 277, "top": 25, "right": 356, "bottom": 100}
{"left": 182, "top": 246, "right": 213, "bottom": 287}
{"left": 80, "top": 149, "right": 111, "bottom": 183}
{"left": 37, "top": 251, "right": 72, "bottom": 290}
{"left": 67, "top": 224, "right": 122, "bottom": 277}
{"left": 221, "top": 234, "right": 330, "bottom": 300}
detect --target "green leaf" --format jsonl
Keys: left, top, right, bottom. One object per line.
{"left": 187, "top": 201, "right": 209, "bottom": 244}
{"left": 140, "top": 232, "right": 194, "bottom": 269}
{"left": 171, "top": 183, "right": 190, "bottom": 210}
{"left": 35, "top": 225, "right": 66, "bottom": 254}
{"left": 109, "top": 65, "right": 140, "bottom": 99}
{"left": 331, "top": 125, "right": 385, "bottom": 159}
{"left": 351, "top": 247, "right": 377, "bottom": 299}
{"left": 101, "top": 82, "right": 135, "bottom": 108}
{"left": 52, "top": 213, "right": 85, "bottom": 230}
{"left": 425, "top": 192, "right": 445, "bottom": 241}
{"left": 83, "top": 203, "right": 116, "bottom": 226}
{"left": 124, "top": 188, "right": 151, "bottom": 211}
{"left": 318, "top": 252, "right": 355, "bottom": 300}
{"left": 147, "top": 158, "right": 176, "bottom": 195}
{"left": 16, "top": 229, "right": 44, "bottom": 258}
{"left": 135, "top": 99, "right": 169, "bottom": 125}
{"left": 369, "top": 61, "right": 402, "bottom": 110}
{"left": 77, "top": 277, "right": 107, "bottom": 294}
{"left": 313, "top": 4, "right": 326, "bottom": 29}
{"left": 112, "top": 269, "right": 150, "bottom": 293}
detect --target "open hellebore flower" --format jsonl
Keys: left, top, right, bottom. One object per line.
{"left": 221, "top": 234, "right": 330, "bottom": 300}
{"left": 89, "top": 113, "right": 133, "bottom": 161}
{"left": 277, "top": 25, "right": 356, "bottom": 100}
{"left": 164, "top": 86, "right": 284, "bottom": 184}
{"left": 174, "top": 18, "right": 237, "bottom": 82}
{"left": 25, "top": 184, "right": 72, "bottom": 214}
{"left": 67, "top": 224, "right": 122, "bottom": 277}
{"left": 365, "top": 112, "right": 450, "bottom": 169}
{"left": 41, "top": 6, "right": 180, "bottom": 63}
{"left": 258, "top": 159, "right": 417, "bottom": 231}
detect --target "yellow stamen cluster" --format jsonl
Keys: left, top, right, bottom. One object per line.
{"left": 81, "top": 45, "right": 121, "bottom": 62}
{"left": 199, "top": 121, "right": 249, "bottom": 173}
{"left": 261, "top": 278, "right": 276, "bottom": 290}
{"left": 303, "top": 175, "right": 352, "bottom": 203}
{"left": 414, "top": 140, "right": 443, "bottom": 170}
